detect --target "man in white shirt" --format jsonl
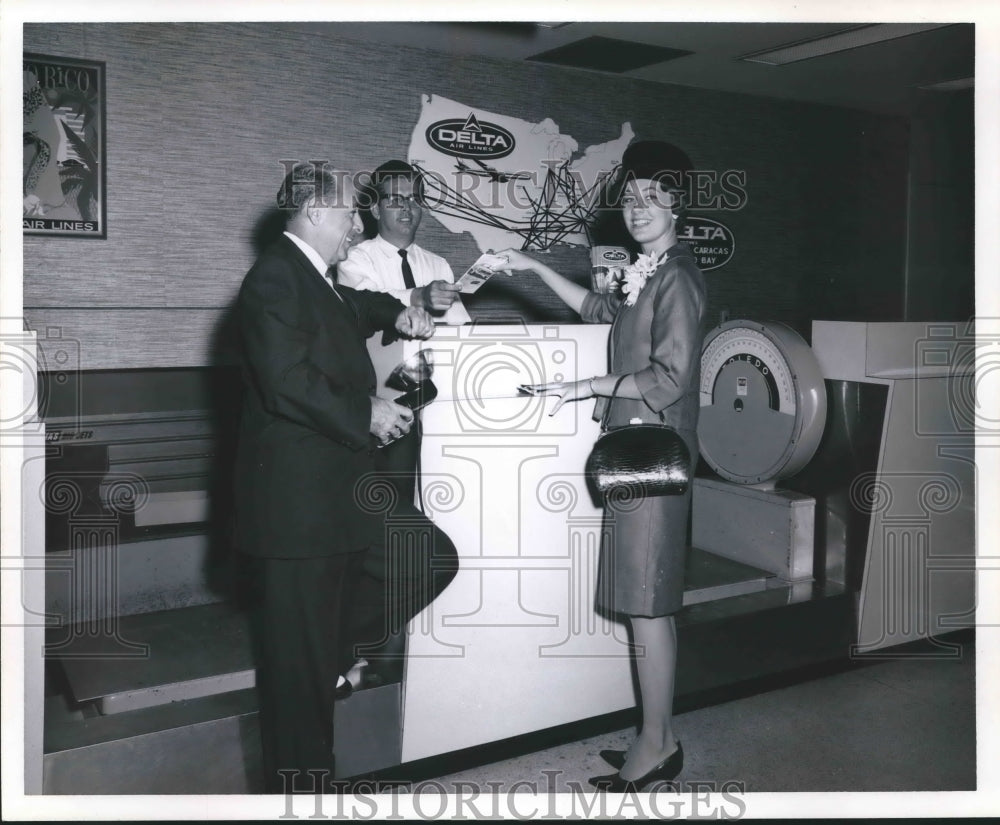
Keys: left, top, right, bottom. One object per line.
{"left": 338, "top": 160, "right": 471, "bottom": 326}
{"left": 337, "top": 161, "right": 466, "bottom": 681}
{"left": 338, "top": 160, "right": 469, "bottom": 508}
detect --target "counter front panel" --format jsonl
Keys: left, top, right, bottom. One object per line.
{"left": 370, "top": 324, "right": 635, "bottom": 761}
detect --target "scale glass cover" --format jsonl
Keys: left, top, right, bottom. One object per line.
{"left": 698, "top": 320, "right": 827, "bottom": 484}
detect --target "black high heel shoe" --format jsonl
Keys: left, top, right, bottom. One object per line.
{"left": 599, "top": 749, "right": 626, "bottom": 770}
{"left": 589, "top": 741, "right": 683, "bottom": 792}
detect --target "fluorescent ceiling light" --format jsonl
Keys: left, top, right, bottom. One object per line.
{"left": 918, "top": 76, "right": 974, "bottom": 91}
{"left": 741, "top": 23, "right": 954, "bottom": 66}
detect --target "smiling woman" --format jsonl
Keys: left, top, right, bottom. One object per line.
{"left": 494, "top": 140, "right": 708, "bottom": 791}
{"left": 620, "top": 182, "right": 680, "bottom": 254}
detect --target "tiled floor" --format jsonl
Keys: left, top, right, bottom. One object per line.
{"left": 427, "top": 639, "right": 976, "bottom": 794}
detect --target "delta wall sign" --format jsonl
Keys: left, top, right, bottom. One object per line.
{"left": 678, "top": 216, "right": 735, "bottom": 271}
{"left": 426, "top": 113, "right": 515, "bottom": 160}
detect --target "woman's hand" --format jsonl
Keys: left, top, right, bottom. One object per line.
{"left": 491, "top": 247, "right": 589, "bottom": 315}
{"left": 493, "top": 248, "right": 539, "bottom": 274}
{"left": 531, "top": 378, "right": 596, "bottom": 415}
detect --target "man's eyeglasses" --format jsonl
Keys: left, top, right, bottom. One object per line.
{"left": 380, "top": 194, "right": 423, "bottom": 209}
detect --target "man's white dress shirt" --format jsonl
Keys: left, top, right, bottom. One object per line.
{"left": 338, "top": 234, "right": 471, "bottom": 325}
{"left": 283, "top": 230, "right": 338, "bottom": 292}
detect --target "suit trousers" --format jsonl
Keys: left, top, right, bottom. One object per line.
{"left": 341, "top": 497, "right": 459, "bottom": 671}
{"left": 248, "top": 551, "right": 368, "bottom": 794}
{"left": 247, "top": 509, "right": 458, "bottom": 793}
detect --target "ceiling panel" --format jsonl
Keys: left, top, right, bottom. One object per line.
{"left": 328, "top": 21, "right": 974, "bottom": 116}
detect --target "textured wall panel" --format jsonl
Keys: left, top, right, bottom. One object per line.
{"left": 27, "top": 308, "right": 234, "bottom": 370}
{"left": 24, "top": 22, "right": 909, "bottom": 368}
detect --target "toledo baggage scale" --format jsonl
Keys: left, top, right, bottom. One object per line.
{"left": 694, "top": 320, "right": 827, "bottom": 582}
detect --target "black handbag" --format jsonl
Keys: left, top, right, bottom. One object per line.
{"left": 585, "top": 376, "right": 691, "bottom": 498}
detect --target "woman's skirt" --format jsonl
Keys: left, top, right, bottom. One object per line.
{"left": 594, "top": 429, "right": 698, "bottom": 617}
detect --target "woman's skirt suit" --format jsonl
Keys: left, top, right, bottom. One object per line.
{"left": 579, "top": 242, "right": 707, "bottom": 617}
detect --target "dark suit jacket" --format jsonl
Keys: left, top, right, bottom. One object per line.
{"left": 234, "top": 234, "right": 406, "bottom": 558}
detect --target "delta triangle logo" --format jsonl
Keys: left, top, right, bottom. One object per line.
{"left": 425, "top": 113, "right": 516, "bottom": 159}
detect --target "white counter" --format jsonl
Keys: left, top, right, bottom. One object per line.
{"left": 370, "top": 323, "right": 638, "bottom": 761}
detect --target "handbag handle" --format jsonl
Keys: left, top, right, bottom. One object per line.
{"left": 599, "top": 374, "right": 629, "bottom": 432}
{"left": 599, "top": 374, "right": 666, "bottom": 431}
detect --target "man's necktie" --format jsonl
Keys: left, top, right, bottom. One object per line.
{"left": 324, "top": 267, "right": 343, "bottom": 299}
{"left": 398, "top": 249, "right": 416, "bottom": 289}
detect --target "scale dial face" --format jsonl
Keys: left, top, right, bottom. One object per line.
{"left": 699, "top": 321, "right": 827, "bottom": 484}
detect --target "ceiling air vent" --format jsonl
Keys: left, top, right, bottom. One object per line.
{"left": 527, "top": 35, "right": 693, "bottom": 73}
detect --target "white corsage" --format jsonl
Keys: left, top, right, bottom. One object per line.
{"left": 613, "top": 251, "right": 668, "bottom": 306}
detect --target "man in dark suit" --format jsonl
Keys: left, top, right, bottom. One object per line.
{"left": 234, "top": 162, "right": 456, "bottom": 793}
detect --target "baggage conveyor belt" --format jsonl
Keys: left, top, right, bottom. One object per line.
{"left": 43, "top": 549, "right": 852, "bottom": 793}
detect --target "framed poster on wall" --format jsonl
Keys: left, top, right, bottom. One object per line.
{"left": 23, "top": 53, "right": 106, "bottom": 238}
